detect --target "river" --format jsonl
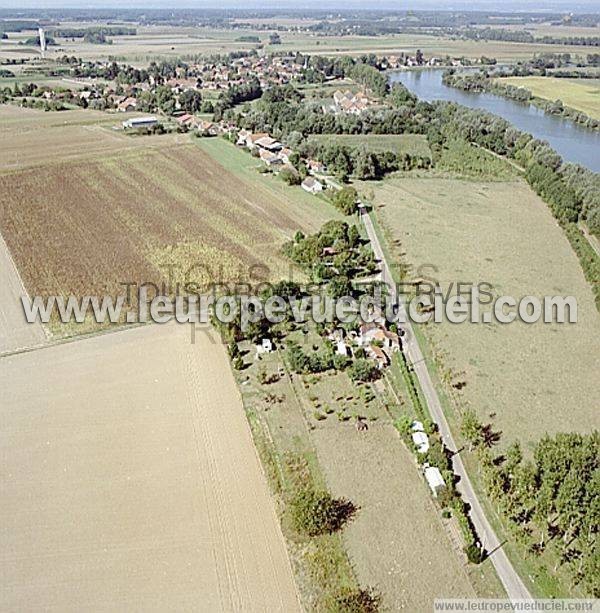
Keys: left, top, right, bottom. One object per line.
{"left": 389, "top": 69, "right": 600, "bottom": 173}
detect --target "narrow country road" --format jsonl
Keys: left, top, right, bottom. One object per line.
{"left": 359, "top": 206, "right": 532, "bottom": 601}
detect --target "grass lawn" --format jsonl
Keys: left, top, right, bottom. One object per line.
{"left": 498, "top": 76, "right": 600, "bottom": 119}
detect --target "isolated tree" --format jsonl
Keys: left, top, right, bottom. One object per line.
{"left": 333, "top": 186, "right": 359, "bottom": 215}
{"left": 460, "top": 408, "right": 484, "bottom": 451}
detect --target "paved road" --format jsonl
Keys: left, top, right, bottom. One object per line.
{"left": 0, "top": 233, "right": 46, "bottom": 353}
{"left": 360, "top": 206, "right": 532, "bottom": 601}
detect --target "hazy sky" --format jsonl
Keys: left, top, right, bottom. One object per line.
{"left": 0, "top": 0, "right": 598, "bottom": 10}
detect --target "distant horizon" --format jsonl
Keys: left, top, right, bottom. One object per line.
{"left": 1, "top": 1, "right": 599, "bottom": 13}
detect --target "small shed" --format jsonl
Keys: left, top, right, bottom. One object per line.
{"left": 412, "top": 431, "right": 430, "bottom": 454}
{"left": 255, "top": 338, "right": 273, "bottom": 356}
{"left": 411, "top": 420, "right": 425, "bottom": 432}
{"left": 424, "top": 465, "right": 446, "bottom": 498}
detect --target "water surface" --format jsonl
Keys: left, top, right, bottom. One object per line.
{"left": 389, "top": 69, "right": 599, "bottom": 173}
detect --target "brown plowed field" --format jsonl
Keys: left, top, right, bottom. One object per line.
{"left": 0, "top": 143, "right": 332, "bottom": 300}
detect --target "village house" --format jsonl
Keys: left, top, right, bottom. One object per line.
{"left": 366, "top": 345, "right": 388, "bottom": 370}
{"left": 175, "top": 113, "right": 196, "bottom": 127}
{"left": 278, "top": 147, "right": 294, "bottom": 164}
{"left": 259, "top": 149, "right": 282, "bottom": 166}
{"left": 332, "top": 89, "right": 370, "bottom": 115}
{"left": 254, "top": 136, "right": 283, "bottom": 152}
{"left": 117, "top": 96, "right": 137, "bottom": 112}
{"left": 245, "top": 132, "right": 270, "bottom": 150}
{"left": 301, "top": 177, "right": 324, "bottom": 194}
{"left": 198, "top": 120, "right": 218, "bottom": 136}
{"left": 358, "top": 322, "right": 400, "bottom": 352}
{"left": 306, "top": 159, "right": 326, "bottom": 174}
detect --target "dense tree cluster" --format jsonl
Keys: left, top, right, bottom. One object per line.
{"left": 50, "top": 26, "right": 136, "bottom": 37}
{"left": 213, "top": 77, "right": 262, "bottom": 120}
{"left": 299, "top": 138, "right": 430, "bottom": 182}
{"left": 284, "top": 220, "right": 374, "bottom": 284}
{"left": 462, "top": 416, "right": 600, "bottom": 596}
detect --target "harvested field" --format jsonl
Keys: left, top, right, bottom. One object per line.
{"left": 312, "top": 426, "right": 477, "bottom": 610}
{"left": 307, "top": 133, "right": 432, "bottom": 158}
{"left": 0, "top": 142, "right": 337, "bottom": 304}
{"left": 0, "top": 105, "right": 185, "bottom": 171}
{"left": 373, "top": 176, "right": 600, "bottom": 448}
{"left": 0, "top": 323, "right": 300, "bottom": 610}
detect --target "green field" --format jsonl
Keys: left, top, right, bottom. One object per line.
{"left": 307, "top": 133, "right": 432, "bottom": 158}
{"left": 499, "top": 76, "right": 600, "bottom": 119}
{"left": 369, "top": 176, "right": 600, "bottom": 450}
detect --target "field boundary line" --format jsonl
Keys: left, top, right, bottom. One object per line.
{"left": 0, "top": 321, "right": 149, "bottom": 360}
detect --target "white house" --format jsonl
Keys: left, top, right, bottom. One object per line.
{"left": 301, "top": 177, "right": 323, "bottom": 194}
{"left": 424, "top": 465, "right": 446, "bottom": 497}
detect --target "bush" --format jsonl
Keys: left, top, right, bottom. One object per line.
{"left": 464, "top": 542, "right": 484, "bottom": 564}
{"left": 289, "top": 489, "right": 355, "bottom": 537}
{"left": 329, "top": 587, "right": 380, "bottom": 612}
{"left": 280, "top": 166, "right": 301, "bottom": 185}
{"left": 348, "top": 358, "right": 379, "bottom": 382}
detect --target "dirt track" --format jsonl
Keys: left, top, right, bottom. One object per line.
{"left": 0, "top": 323, "right": 299, "bottom": 611}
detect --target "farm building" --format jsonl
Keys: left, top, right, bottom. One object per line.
{"left": 122, "top": 116, "right": 158, "bottom": 130}
{"left": 424, "top": 465, "right": 446, "bottom": 498}
{"left": 301, "top": 177, "right": 323, "bottom": 194}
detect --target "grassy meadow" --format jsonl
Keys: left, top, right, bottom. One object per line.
{"left": 498, "top": 76, "right": 600, "bottom": 119}
{"left": 369, "top": 176, "right": 600, "bottom": 450}
{"left": 307, "top": 133, "right": 432, "bottom": 158}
